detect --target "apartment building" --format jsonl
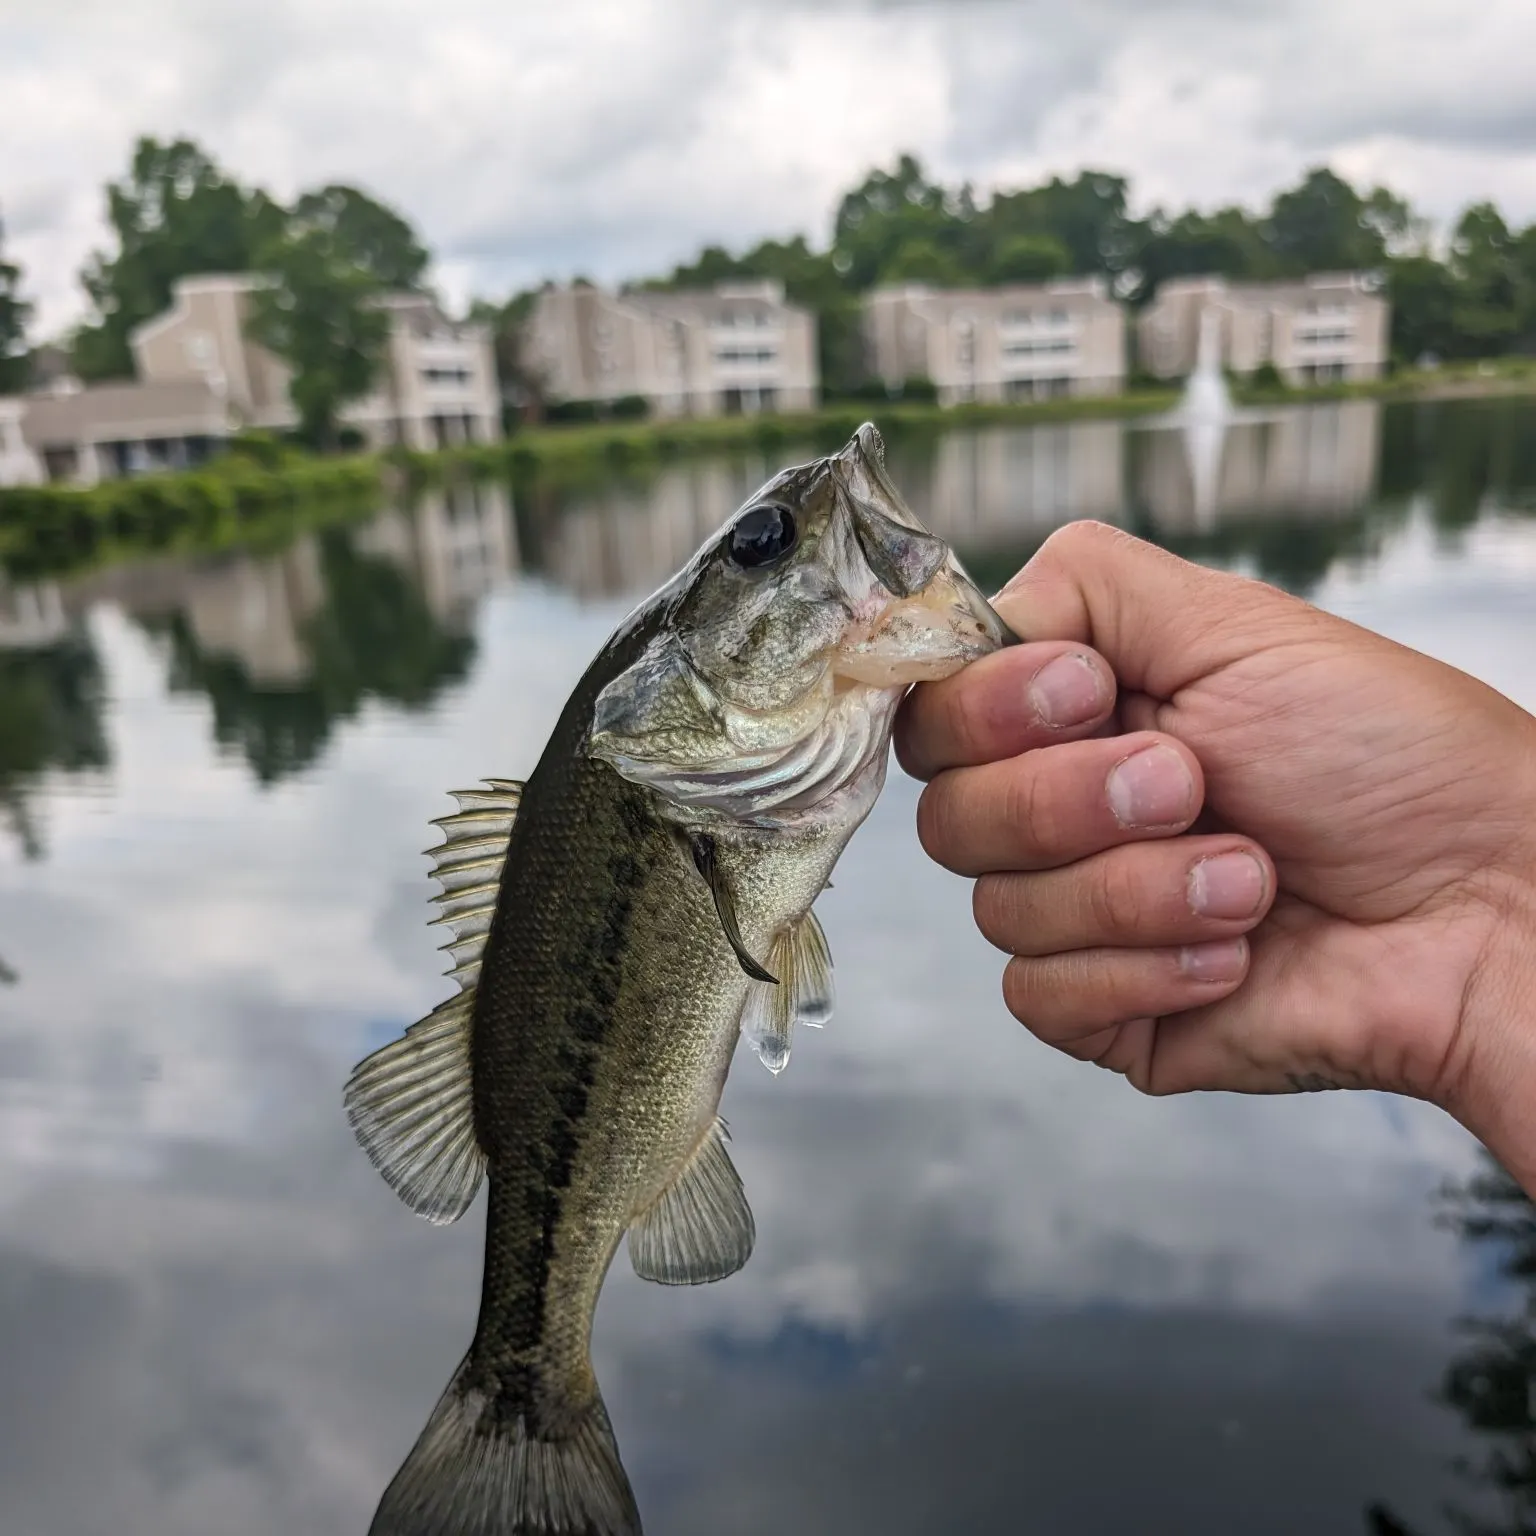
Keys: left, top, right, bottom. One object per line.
{"left": 20, "top": 378, "right": 234, "bottom": 486}
{"left": 131, "top": 275, "right": 501, "bottom": 450}
{"left": 863, "top": 278, "right": 1127, "bottom": 405}
{"left": 523, "top": 280, "right": 819, "bottom": 417}
{"left": 1137, "top": 272, "right": 1390, "bottom": 385}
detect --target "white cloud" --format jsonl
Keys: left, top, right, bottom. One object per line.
{"left": 1, "top": 0, "right": 1533, "bottom": 338}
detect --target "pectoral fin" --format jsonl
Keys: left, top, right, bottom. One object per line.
{"left": 742, "top": 909, "right": 836, "bottom": 1075}
{"left": 691, "top": 833, "right": 778, "bottom": 984}
{"left": 628, "top": 1117, "right": 755, "bottom": 1284}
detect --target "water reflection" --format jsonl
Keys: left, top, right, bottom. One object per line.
{"left": 0, "top": 400, "right": 1534, "bottom": 1532}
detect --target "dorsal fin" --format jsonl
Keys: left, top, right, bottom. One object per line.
{"left": 425, "top": 780, "right": 522, "bottom": 991}
{"left": 741, "top": 909, "right": 835, "bottom": 1075}
{"left": 342, "top": 779, "right": 523, "bottom": 1223}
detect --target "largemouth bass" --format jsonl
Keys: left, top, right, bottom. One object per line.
{"left": 348, "top": 424, "right": 1014, "bottom": 1535}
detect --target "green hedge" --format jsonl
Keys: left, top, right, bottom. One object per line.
{"left": 0, "top": 455, "right": 382, "bottom": 577}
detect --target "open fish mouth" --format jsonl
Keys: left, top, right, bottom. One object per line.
{"left": 833, "top": 561, "right": 1015, "bottom": 689}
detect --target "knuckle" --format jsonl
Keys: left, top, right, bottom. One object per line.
{"left": 1000, "top": 760, "right": 1055, "bottom": 854}
{"left": 1086, "top": 855, "right": 1144, "bottom": 938}
{"left": 972, "top": 874, "right": 1021, "bottom": 951}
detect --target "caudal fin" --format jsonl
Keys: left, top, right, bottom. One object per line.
{"left": 369, "top": 1355, "right": 641, "bottom": 1536}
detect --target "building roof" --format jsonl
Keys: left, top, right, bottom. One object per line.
{"left": 621, "top": 280, "right": 804, "bottom": 326}
{"left": 21, "top": 380, "right": 232, "bottom": 448}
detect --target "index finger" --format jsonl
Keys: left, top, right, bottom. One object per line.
{"left": 895, "top": 640, "right": 1116, "bottom": 780}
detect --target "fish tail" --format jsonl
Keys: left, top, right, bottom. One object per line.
{"left": 368, "top": 1353, "right": 641, "bottom": 1536}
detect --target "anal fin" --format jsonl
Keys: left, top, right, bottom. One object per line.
{"left": 628, "top": 1117, "right": 755, "bottom": 1285}
{"left": 742, "top": 909, "right": 836, "bottom": 1075}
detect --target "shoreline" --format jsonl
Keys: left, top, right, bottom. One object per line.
{"left": 3, "top": 363, "right": 1535, "bottom": 582}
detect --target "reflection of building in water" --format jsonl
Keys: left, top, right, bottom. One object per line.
{"left": 0, "top": 580, "right": 68, "bottom": 648}
{"left": 1137, "top": 401, "right": 1380, "bottom": 531}
{"left": 539, "top": 459, "right": 782, "bottom": 600}
{"left": 179, "top": 539, "right": 327, "bottom": 685}
{"left": 899, "top": 422, "right": 1125, "bottom": 549}
{"left": 354, "top": 480, "right": 517, "bottom": 622}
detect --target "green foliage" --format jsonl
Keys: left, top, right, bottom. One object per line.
{"left": 0, "top": 209, "right": 30, "bottom": 393}
{"left": 72, "top": 136, "right": 284, "bottom": 380}
{"left": 1386, "top": 254, "right": 1460, "bottom": 363}
{"left": 1248, "top": 361, "right": 1286, "bottom": 391}
{"left": 288, "top": 184, "right": 429, "bottom": 290}
{"left": 0, "top": 453, "right": 381, "bottom": 576}
{"left": 247, "top": 223, "right": 390, "bottom": 448}
{"left": 987, "top": 234, "right": 1071, "bottom": 285}
{"left": 1263, "top": 167, "right": 1392, "bottom": 273}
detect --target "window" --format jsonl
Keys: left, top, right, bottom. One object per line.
{"left": 1002, "top": 338, "right": 1075, "bottom": 358}
{"left": 422, "top": 366, "right": 472, "bottom": 385}
{"left": 713, "top": 345, "right": 777, "bottom": 364}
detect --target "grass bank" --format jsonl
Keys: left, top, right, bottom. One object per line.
{"left": 395, "top": 388, "right": 1184, "bottom": 486}
{"left": 0, "top": 452, "right": 381, "bottom": 578}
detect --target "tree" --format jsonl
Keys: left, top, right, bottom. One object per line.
{"left": 1449, "top": 203, "right": 1524, "bottom": 355}
{"left": 1127, "top": 205, "right": 1274, "bottom": 302}
{"left": 288, "top": 184, "right": 429, "bottom": 291}
{"left": 1386, "top": 254, "right": 1459, "bottom": 363}
{"left": 986, "top": 234, "right": 1070, "bottom": 285}
{"left": 469, "top": 288, "right": 539, "bottom": 421}
{"left": 982, "top": 171, "right": 1136, "bottom": 278}
{"left": 72, "top": 136, "right": 283, "bottom": 379}
{"left": 1263, "top": 166, "right": 1388, "bottom": 274}
{"left": 246, "top": 223, "right": 389, "bottom": 449}
{"left": 831, "top": 154, "right": 971, "bottom": 291}
{"left": 0, "top": 209, "right": 30, "bottom": 393}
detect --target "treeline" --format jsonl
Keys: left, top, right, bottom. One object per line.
{"left": 634, "top": 157, "right": 1536, "bottom": 391}
{"left": 4, "top": 143, "right": 1536, "bottom": 423}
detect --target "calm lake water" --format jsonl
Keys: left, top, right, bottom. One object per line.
{"left": 2, "top": 397, "right": 1535, "bottom": 1535}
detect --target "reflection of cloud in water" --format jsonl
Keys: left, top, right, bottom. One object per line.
{"left": 2, "top": 404, "right": 1535, "bottom": 1531}
{"left": 0, "top": 554, "right": 1512, "bottom": 1531}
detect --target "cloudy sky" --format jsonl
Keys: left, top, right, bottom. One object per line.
{"left": 3, "top": 0, "right": 1534, "bottom": 337}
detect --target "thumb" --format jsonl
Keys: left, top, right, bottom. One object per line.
{"left": 994, "top": 521, "right": 1319, "bottom": 699}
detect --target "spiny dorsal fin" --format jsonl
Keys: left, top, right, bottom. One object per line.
{"left": 690, "top": 832, "right": 777, "bottom": 984}
{"left": 425, "top": 780, "right": 522, "bottom": 991}
{"left": 741, "top": 909, "right": 835, "bottom": 1075}
{"left": 628, "top": 1117, "right": 755, "bottom": 1285}
{"left": 344, "top": 991, "right": 485, "bottom": 1223}
{"left": 341, "top": 778, "right": 523, "bottom": 1223}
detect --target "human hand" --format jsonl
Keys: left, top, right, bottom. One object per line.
{"left": 896, "top": 522, "right": 1536, "bottom": 1187}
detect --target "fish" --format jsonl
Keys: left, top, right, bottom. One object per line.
{"left": 347, "top": 423, "right": 1015, "bottom": 1536}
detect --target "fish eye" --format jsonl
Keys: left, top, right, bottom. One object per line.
{"left": 727, "top": 503, "right": 798, "bottom": 570}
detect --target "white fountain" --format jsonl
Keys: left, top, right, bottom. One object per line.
{"left": 1169, "top": 305, "right": 1233, "bottom": 528}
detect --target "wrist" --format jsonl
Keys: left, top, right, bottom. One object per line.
{"left": 1442, "top": 750, "right": 1536, "bottom": 1192}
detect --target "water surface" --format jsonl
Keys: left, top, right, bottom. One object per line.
{"left": 2, "top": 398, "right": 1535, "bottom": 1534}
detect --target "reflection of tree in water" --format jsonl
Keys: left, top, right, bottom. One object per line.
{"left": 1434, "top": 1157, "right": 1536, "bottom": 1535}
{"left": 0, "top": 632, "right": 109, "bottom": 858}
{"left": 1368, "top": 1156, "right": 1536, "bottom": 1536}
{"left": 155, "top": 530, "right": 475, "bottom": 784}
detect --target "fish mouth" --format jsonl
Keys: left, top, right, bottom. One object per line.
{"left": 833, "top": 560, "right": 1017, "bottom": 689}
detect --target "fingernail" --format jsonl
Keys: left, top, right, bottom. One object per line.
{"left": 1029, "top": 653, "right": 1106, "bottom": 728}
{"left": 1106, "top": 744, "right": 1194, "bottom": 828}
{"left": 1187, "top": 852, "right": 1266, "bottom": 919}
{"left": 1179, "top": 938, "right": 1248, "bottom": 982}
